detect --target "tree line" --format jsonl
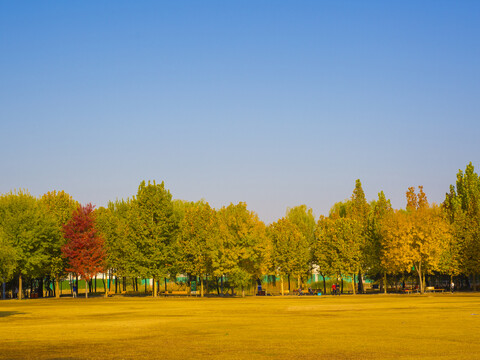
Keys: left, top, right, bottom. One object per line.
{"left": 1, "top": 162, "right": 479, "bottom": 299}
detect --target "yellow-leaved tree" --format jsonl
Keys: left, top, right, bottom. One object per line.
{"left": 381, "top": 186, "right": 451, "bottom": 293}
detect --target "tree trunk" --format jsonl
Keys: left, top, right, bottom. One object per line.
{"left": 322, "top": 275, "right": 326, "bottom": 295}
{"left": 298, "top": 276, "right": 301, "bottom": 290}
{"left": 18, "top": 274, "right": 22, "bottom": 300}
{"left": 221, "top": 276, "right": 224, "bottom": 296}
{"left": 242, "top": 285, "right": 245, "bottom": 298}
{"left": 288, "top": 275, "right": 291, "bottom": 291}
{"left": 416, "top": 262, "right": 424, "bottom": 294}
{"left": 55, "top": 275, "right": 61, "bottom": 299}
{"left": 281, "top": 275, "right": 284, "bottom": 296}
{"left": 76, "top": 276, "right": 79, "bottom": 297}
{"left": 85, "top": 280, "right": 89, "bottom": 298}
{"left": 351, "top": 274, "right": 356, "bottom": 295}
{"left": 164, "top": 277, "right": 168, "bottom": 295}
{"left": 104, "top": 273, "right": 108, "bottom": 298}
{"left": 152, "top": 277, "right": 157, "bottom": 297}
{"left": 95, "top": 276, "right": 97, "bottom": 293}
{"left": 341, "top": 278, "right": 344, "bottom": 294}
{"left": 360, "top": 271, "right": 365, "bottom": 294}
{"left": 200, "top": 276, "right": 204, "bottom": 298}
{"left": 383, "top": 272, "right": 387, "bottom": 294}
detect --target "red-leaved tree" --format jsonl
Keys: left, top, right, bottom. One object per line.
{"left": 62, "top": 203, "right": 105, "bottom": 298}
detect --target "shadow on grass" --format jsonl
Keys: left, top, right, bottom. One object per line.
{"left": 0, "top": 311, "right": 25, "bottom": 318}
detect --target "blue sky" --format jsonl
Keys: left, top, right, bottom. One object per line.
{"left": 1, "top": 1, "right": 479, "bottom": 223}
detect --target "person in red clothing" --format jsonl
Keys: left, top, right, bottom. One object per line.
{"left": 331, "top": 283, "right": 336, "bottom": 295}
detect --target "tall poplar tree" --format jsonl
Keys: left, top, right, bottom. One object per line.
{"left": 366, "top": 191, "right": 393, "bottom": 292}
{"left": 350, "top": 179, "right": 370, "bottom": 293}
{"left": 444, "top": 162, "right": 480, "bottom": 289}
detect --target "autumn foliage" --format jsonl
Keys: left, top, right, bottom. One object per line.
{"left": 3, "top": 162, "right": 480, "bottom": 300}
{"left": 62, "top": 204, "right": 105, "bottom": 283}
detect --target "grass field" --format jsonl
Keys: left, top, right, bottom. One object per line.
{"left": 1, "top": 294, "right": 480, "bottom": 360}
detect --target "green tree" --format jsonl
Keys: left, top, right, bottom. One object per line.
{"left": 0, "top": 228, "right": 17, "bottom": 299}
{"left": 0, "top": 190, "right": 58, "bottom": 300}
{"left": 286, "top": 205, "right": 315, "bottom": 286}
{"left": 350, "top": 179, "right": 370, "bottom": 293}
{"left": 366, "top": 191, "right": 393, "bottom": 293}
{"left": 218, "top": 203, "right": 267, "bottom": 297}
{"left": 96, "top": 200, "right": 136, "bottom": 296}
{"left": 268, "top": 218, "right": 309, "bottom": 295}
{"left": 444, "top": 162, "right": 480, "bottom": 289}
{"left": 40, "top": 190, "right": 79, "bottom": 298}
{"left": 316, "top": 216, "right": 362, "bottom": 294}
{"left": 177, "top": 202, "right": 218, "bottom": 297}
{"left": 130, "top": 181, "right": 178, "bottom": 297}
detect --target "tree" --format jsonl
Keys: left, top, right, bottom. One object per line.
{"left": 350, "top": 179, "right": 370, "bottom": 293}
{"left": 40, "top": 190, "right": 79, "bottom": 298}
{"left": 366, "top": 191, "right": 393, "bottom": 293}
{"left": 0, "top": 228, "right": 16, "bottom": 299}
{"left": 218, "top": 203, "right": 267, "bottom": 297}
{"left": 382, "top": 187, "right": 451, "bottom": 293}
{"left": 129, "top": 180, "right": 178, "bottom": 297}
{"left": 177, "top": 202, "right": 218, "bottom": 297}
{"left": 444, "top": 162, "right": 480, "bottom": 289}
{"left": 96, "top": 199, "right": 138, "bottom": 295}
{"left": 380, "top": 210, "right": 416, "bottom": 280}
{"left": 268, "top": 218, "right": 309, "bottom": 295}
{"left": 62, "top": 204, "right": 106, "bottom": 298}
{"left": 0, "top": 190, "right": 58, "bottom": 300}
{"left": 327, "top": 180, "right": 370, "bottom": 293}
{"left": 315, "top": 216, "right": 362, "bottom": 294}
{"left": 286, "top": 205, "right": 315, "bottom": 286}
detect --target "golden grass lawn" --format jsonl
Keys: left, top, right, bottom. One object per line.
{"left": 1, "top": 293, "right": 480, "bottom": 360}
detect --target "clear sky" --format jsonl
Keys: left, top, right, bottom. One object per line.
{"left": 1, "top": 1, "right": 479, "bottom": 223}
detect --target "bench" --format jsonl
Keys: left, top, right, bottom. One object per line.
{"left": 170, "top": 290, "right": 189, "bottom": 296}
{"left": 425, "top": 286, "right": 444, "bottom": 293}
